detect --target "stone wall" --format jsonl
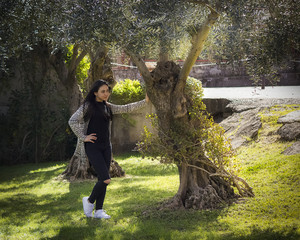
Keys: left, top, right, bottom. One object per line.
{"left": 111, "top": 103, "right": 155, "bottom": 154}
{"left": 112, "top": 68, "right": 141, "bottom": 82}
{"left": 112, "top": 61, "right": 300, "bottom": 87}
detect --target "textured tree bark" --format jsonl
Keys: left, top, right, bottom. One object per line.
{"left": 169, "top": 157, "right": 236, "bottom": 209}
{"left": 150, "top": 61, "right": 236, "bottom": 209}
{"left": 62, "top": 154, "right": 91, "bottom": 180}
{"left": 85, "top": 46, "right": 116, "bottom": 91}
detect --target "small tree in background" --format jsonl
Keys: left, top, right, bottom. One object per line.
{"left": 0, "top": 1, "right": 88, "bottom": 164}
{"left": 203, "top": 0, "right": 300, "bottom": 88}
{"left": 0, "top": 0, "right": 119, "bottom": 172}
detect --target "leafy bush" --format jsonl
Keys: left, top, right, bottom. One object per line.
{"left": 110, "top": 79, "right": 145, "bottom": 104}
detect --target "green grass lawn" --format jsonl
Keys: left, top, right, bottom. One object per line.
{"left": 0, "top": 106, "right": 299, "bottom": 240}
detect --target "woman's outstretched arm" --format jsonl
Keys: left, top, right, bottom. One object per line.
{"left": 108, "top": 99, "right": 148, "bottom": 114}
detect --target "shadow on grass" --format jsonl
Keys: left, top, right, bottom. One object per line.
{"left": 0, "top": 162, "right": 66, "bottom": 191}
{"left": 41, "top": 225, "right": 97, "bottom": 240}
{"left": 1, "top": 160, "right": 299, "bottom": 240}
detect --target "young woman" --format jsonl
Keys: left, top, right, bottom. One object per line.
{"left": 68, "top": 79, "right": 148, "bottom": 219}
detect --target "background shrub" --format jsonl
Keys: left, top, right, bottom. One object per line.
{"left": 110, "top": 79, "right": 145, "bottom": 104}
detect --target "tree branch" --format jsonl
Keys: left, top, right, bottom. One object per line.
{"left": 42, "top": 123, "right": 64, "bottom": 158}
{"left": 189, "top": 158, "right": 254, "bottom": 197}
{"left": 125, "top": 49, "right": 152, "bottom": 88}
{"left": 75, "top": 48, "right": 87, "bottom": 67}
{"left": 186, "top": 163, "right": 212, "bottom": 175}
{"left": 68, "top": 43, "right": 79, "bottom": 72}
{"left": 67, "top": 43, "right": 87, "bottom": 85}
{"left": 195, "top": 158, "right": 217, "bottom": 170}
{"left": 186, "top": 0, "right": 209, "bottom": 5}
{"left": 210, "top": 171, "right": 254, "bottom": 197}
{"left": 170, "top": 4, "right": 219, "bottom": 119}
{"left": 159, "top": 42, "right": 169, "bottom": 62}
{"left": 178, "top": 4, "right": 219, "bottom": 88}
{"left": 235, "top": 176, "right": 254, "bottom": 197}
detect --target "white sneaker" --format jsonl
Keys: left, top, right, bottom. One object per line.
{"left": 94, "top": 209, "right": 111, "bottom": 219}
{"left": 82, "top": 197, "right": 94, "bottom": 217}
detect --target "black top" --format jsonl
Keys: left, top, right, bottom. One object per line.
{"left": 86, "top": 101, "right": 111, "bottom": 146}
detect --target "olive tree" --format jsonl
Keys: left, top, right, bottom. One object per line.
{"left": 0, "top": 0, "right": 85, "bottom": 163}
{"left": 204, "top": 0, "right": 300, "bottom": 88}
{"left": 0, "top": 0, "right": 115, "bottom": 166}
{"left": 113, "top": 0, "right": 254, "bottom": 209}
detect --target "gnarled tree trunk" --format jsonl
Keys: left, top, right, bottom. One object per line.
{"left": 151, "top": 61, "right": 236, "bottom": 209}
{"left": 85, "top": 46, "right": 117, "bottom": 91}
{"left": 127, "top": 6, "right": 253, "bottom": 209}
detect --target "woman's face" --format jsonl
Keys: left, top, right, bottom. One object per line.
{"left": 94, "top": 84, "right": 110, "bottom": 102}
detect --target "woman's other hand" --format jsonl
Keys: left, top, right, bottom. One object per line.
{"left": 145, "top": 94, "right": 150, "bottom": 103}
{"left": 84, "top": 133, "right": 97, "bottom": 143}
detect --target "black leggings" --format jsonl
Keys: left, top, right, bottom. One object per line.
{"left": 84, "top": 143, "right": 111, "bottom": 210}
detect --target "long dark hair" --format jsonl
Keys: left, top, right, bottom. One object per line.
{"left": 83, "top": 80, "right": 112, "bottom": 122}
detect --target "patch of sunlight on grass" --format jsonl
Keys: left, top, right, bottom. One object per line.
{"left": 29, "top": 163, "right": 66, "bottom": 174}
{"left": 114, "top": 153, "right": 178, "bottom": 177}
{"left": 257, "top": 104, "right": 300, "bottom": 139}
{"left": 216, "top": 106, "right": 300, "bottom": 239}
{"left": 259, "top": 104, "right": 300, "bottom": 125}
{"left": 32, "top": 180, "right": 70, "bottom": 197}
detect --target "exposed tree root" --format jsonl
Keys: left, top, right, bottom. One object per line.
{"left": 159, "top": 185, "right": 238, "bottom": 211}
{"left": 60, "top": 155, "right": 125, "bottom": 181}
{"left": 185, "top": 185, "right": 223, "bottom": 209}
{"left": 157, "top": 161, "right": 247, "bottom": 210}
{"left": 110, "top": 159, "right": 125, "bottom": 178}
